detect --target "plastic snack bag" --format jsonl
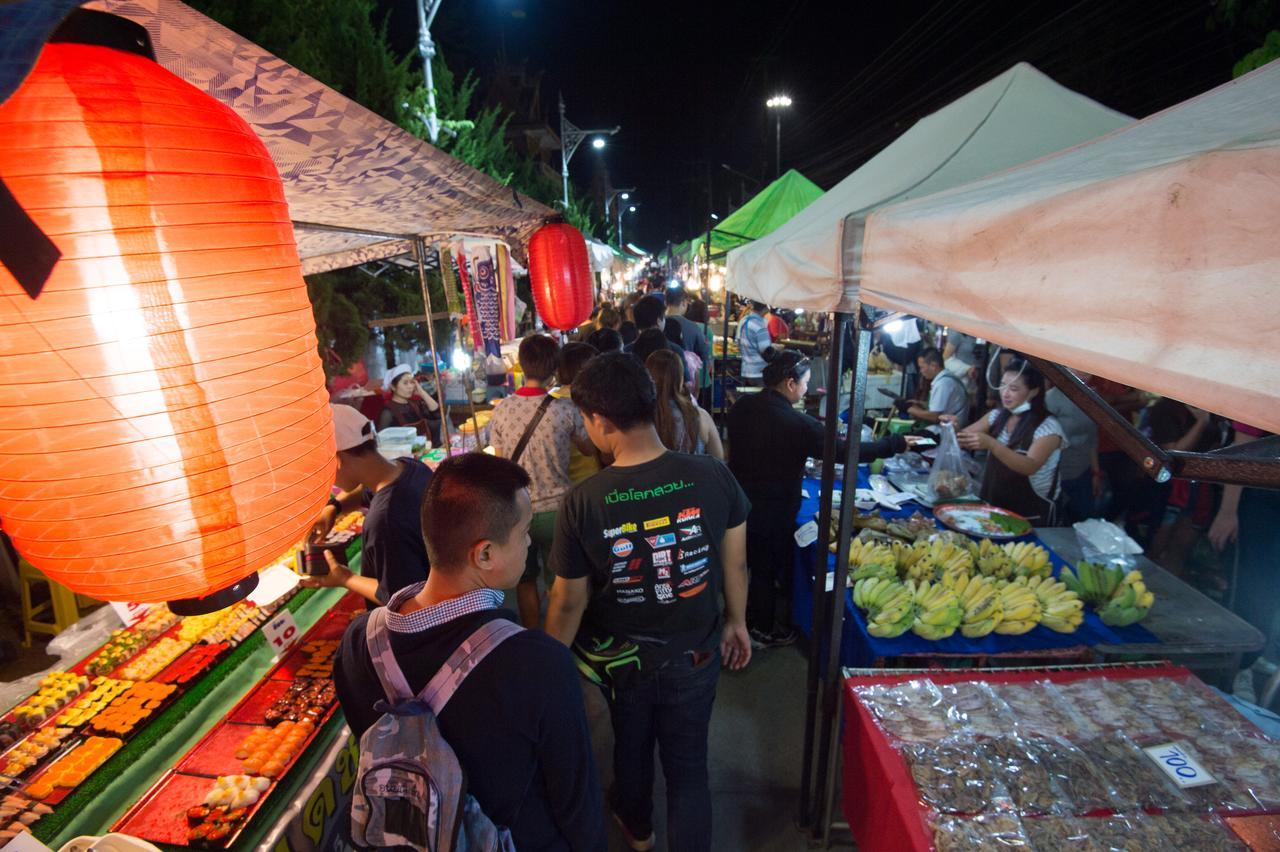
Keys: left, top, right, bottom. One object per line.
{"left": 929, "top": 422, "right": 973, "bottom": 501}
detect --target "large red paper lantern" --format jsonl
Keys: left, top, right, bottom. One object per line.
{"left": 527, "top": 223, "right": 594, "bottom": 331}
{"left": 0, "top": 41, "right": 335, "bottom": 608}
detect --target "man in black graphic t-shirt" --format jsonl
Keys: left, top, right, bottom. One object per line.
{"left": 547, "top": 353, "right": 750, "bottom": 852}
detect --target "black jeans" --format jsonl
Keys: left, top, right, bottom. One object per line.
{"left": 609, "top": 651, "right": 719, "bottom": 852}
{"left": 745, "top": 492, "right": 801, "bottom": 633}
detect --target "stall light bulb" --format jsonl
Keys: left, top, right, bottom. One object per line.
{"left": 451, "top": 348, "right": 473, "bottom": 371}
{"left": 884, "top": 319, "right": 904, "bottom": 334}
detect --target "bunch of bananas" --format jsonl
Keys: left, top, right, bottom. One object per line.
{"left": 1002, "top": 541, "right": 1052, "bottom": 579}
{"left": 892, "top": 539, "right": 973, "bottom": 584}
{"left": 852, "top": 577, "right": 916, "bottom": 638}
{"left": 1014, "top": 576, "right": 1084, "bottom": 633}
{"left": 966, "top": 538, "right": 1014, "bottom": 579}
{"left": 906, "top": 579, "right": 964, "bottom": 640}
{"left": 944, "top": 573, "right": 1002, "bottom": 637}
{"left": 994, "top": 581, "right": 1042, "bottom": 634}
{"left": 1062, "top": 562, "right": 1154, "bottom": 626}
{"left": 847, "top": 538, "right": 896, "bottom": 570}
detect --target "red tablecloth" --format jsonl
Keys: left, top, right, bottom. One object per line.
{"left": 839, "top": 664, "right": 1195, "bottom": 852}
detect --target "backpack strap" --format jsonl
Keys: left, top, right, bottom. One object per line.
{"left": 365, "top": 607, "right": 414, "bottom": 703}
{"left": 510, "top": 394, "right": 555, "bottom": 465}
{"left": 418, "top": 619, "right": 524, "bottom": 715}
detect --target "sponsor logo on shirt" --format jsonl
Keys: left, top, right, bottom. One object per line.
{"left": 611, "top": 539, "right": 634, "bottom": 558}
{"left": 678, "top": 569, "right": 710, "bottom": 589}
{"left": 681, "top": 557, "right": 709, "bottom": 575}
{"left": 645, "top": 533, "right": 677, "bottom": 549}
{"left": 619, "top": 596, "right": 646, "bottom": 605}
{"left": 655, "top": 582, "right": 674, "bottom": 603}
{"left": 678, "top": 524, "right": 703, "bottom": 541}
{"left": 616, "top": 587, "right": 645, "bottom": 597}
{"left": 643, "top": 516, "right": 670, "bottom": 530}
{"left": 678, "top": 582, "right": 708, "bottom": 598}
{"left": 613, "top": 574, "right": 644, "bottom": 585}
{"left": 657, "top": 565, "right": 671, "bottom": 580}
{"left": 677, "top": 507, "right": 701, "bottom": 523}
{"left": 604, "top": 480, "right": 695, "bottom": 505}
{"left": 602, "top": 522, "right": 639, "bottom": 539}
{"left": 678, "top": 544, "right": 709, "bottom": 559}
{"left": 612, "top": 561, "right": 629, "bottom": 574}
{"left": 652, "top": 550, "right": 673, "bottom": 567}
{"left": 628, "top": 558, "right": 644, "bottom": 572}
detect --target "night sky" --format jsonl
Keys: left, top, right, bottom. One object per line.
{"left": 383, "top": 0, "right": 1252, "bottom": 250}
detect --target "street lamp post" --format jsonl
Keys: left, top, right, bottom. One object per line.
{"left": 416, "top": 0, "right": 445, "bottom": 143}
{"left": 604, "top": 188, "right": 634, "bottom": 220}
{"left": 766, "top": 94, "right": 792, "bottom": 178}
{"left": 619, "top": 204, "right": 637, "bottom": 249}
{"left": 559, "top": 93, "right": 620, "bottom": 209}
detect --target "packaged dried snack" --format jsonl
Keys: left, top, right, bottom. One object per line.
{"left": 990, "top": 681, "right": 1093, "bottom": 740}
{"left": 1079, "top": 813, "right": 1169, "bottom": 851}
{"left": 900, "top": 739, "right": 1004, "bottom": 814}
{"left": 1021, "top": 816, "right": 1097, "bottom": 850}
{"left": 1148, "top": 813, "right": 1248, "bottom": 849}
{"left": 936, "top": 681, "right": 1014, "bottom": 739}
{"left": 1133, "top": 737, "right": 1265, "bottom": 813}
{"left": 853, "top": 679, "right": 950, "bottom": 743}
{"left": 1073, "top": 734, "right": 1190, "bottom": 813}
{"left": 1024, "top": 736, "right": 1119, "bottom": 816}
{"left": 1052, "top": 680, "right": 1137, "bottom": 734}
{"left": 978, "top": 736, "right": 1063, "bottom": 816}
{"left": 933, "top": 813, "right": 1031, "bottom": 851}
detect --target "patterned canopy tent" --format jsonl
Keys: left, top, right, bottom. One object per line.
{"left": 74, "top": 0, "right": 555, "bottom": 273}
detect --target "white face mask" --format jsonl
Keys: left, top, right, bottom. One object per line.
{"left": 1009, "top": 400, "right": 1032, "bottom": 415}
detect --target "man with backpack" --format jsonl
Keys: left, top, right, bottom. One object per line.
{"left": 333, "top": 453, "right": 606, "bottom": 852}
{"left": 545, "top": 353, "right": 752, "bottom": 852}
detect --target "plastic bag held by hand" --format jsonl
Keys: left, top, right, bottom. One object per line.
{"left": 929, "top": 423, "right": 973, "bottom": 500}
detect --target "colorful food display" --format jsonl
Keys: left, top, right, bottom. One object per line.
{"left": 133, "top": 605, "right": 180, "bottom": 640}
{"left": 118, "top": 637, "right": 192, "bottom": 681}
{"left": 0, "top": 727, "right": 73, "bottom": 779}
{"left": 293, "top": 639, "right": 340, "bottom": 679}
{"left": 0, "top": 792, "right": 53, "bottom": 844}
{"left": 84, "top": 629, "right": 148, "bottom": 676}
{"left": 157, "top": 643, "right": 230, "bottom": 686}
{"left": 89, "top": 682, "right": 177, "bottom": 738}
{"left": 25, "top": 737, "right": 123, "bottom": 802}
{"left": 59, "top": 677, "right": 134, "bottom": 728}
{"left": 10, "top": 673, "right": 89, "bottom": 729}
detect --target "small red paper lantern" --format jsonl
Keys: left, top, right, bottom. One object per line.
{"left": 527, "top": 223, "right": 593, "bottom": 331}
{"left": 0, "top": 41, "right": 335, "bottom": 609}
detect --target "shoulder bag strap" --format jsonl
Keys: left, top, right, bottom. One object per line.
{"left": 510, "top": 394, "right": 555, "bottom": 465}
{"left": 365, "top": 607, "right": 415, "bottom": 703}
{"left": 418, "top": 619, "right": 524, "bottom": 715}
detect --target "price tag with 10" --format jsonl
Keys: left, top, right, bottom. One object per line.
{"left": 264, "top": 609, "right": 300, "bottom": 656}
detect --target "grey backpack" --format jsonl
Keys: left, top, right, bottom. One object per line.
{"left": 352, "top": 608, "right": 522, "bottom": 852}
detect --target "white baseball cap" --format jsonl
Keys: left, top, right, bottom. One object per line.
{"left": 331, "top": 403, "right": 375, "bottom": 452}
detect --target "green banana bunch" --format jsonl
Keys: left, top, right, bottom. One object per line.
{"left": 1062, "top": 563, "right": 1155, "bottom": 626}
{"left": 849, "top": 561, "right": 898, "bottom": 583}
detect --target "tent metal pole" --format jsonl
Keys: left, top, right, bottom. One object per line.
{"left": 720, "top": 286, "right": 731, "bottom": 424}
{"left": 814, "top": 305, "right": 870, "bottom": 839}
{"left": 413, "top": 237, "right": 451, "bottom": 451}
{"left": 799, "top": 310, "right": 849, "bottom": 829}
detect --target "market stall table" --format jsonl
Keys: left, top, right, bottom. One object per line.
{"left": 789, "top": 467, "right": 1258, "bottom": 670}
{"left": 1036, "top": 527, "right": 1265, "bottom": 685}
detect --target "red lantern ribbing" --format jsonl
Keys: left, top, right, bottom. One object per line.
{"left": 0, "top": 42, "right": 335, "bottom": 608}
{"left": 527, "top": 223, "right": 594, "bottom": 331}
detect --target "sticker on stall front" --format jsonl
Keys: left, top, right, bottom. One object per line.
{"left": 794, "top": 521, "right": 819, "bottom": 548}
{"left": 264, "top": 609, "right": 301, "bottom": 655}
{"left": 1142, "top": 742, "right": 1218, "bottom": 788}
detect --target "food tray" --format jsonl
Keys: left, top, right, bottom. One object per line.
{"left": 156, "top": 643, "right": 230, "bottom": 686}
{"left": 113, "top": 770, "right": 267, "bottom": 849}
{"left": 933, "top": 502, "right": 1032, "bottom": 539}
{"left": 23, "top": 735, "right": 123, "bottom": 806}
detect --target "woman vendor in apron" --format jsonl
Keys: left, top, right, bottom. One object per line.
{"left": 945, "top": 358, "right": 1067, "bottom": 523}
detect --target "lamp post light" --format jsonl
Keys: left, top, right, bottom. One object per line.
{"left": 604, "top": 187, "right": 635, "bottom": 221}
{"left": 766, "top": 94, "right": 792, "bottom": 178}
{"left": 415, "top": 0, "right": 446, "bottom": 143}
{"left": 619, "top": 204, "right": 637, "bottom": 249}
{"left": 559, "top": 93, "right": 620, "bottom": 208}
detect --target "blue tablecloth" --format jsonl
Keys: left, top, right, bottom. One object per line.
{"left": 791, "top": 467, "right": 1157, "bottom": 667}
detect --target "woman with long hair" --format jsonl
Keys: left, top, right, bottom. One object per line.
{"left": 951, "top": 358, "right": 1066, "bottom": 522}
{"left": 645, "top": 349, "right": 723, "bottom": 460}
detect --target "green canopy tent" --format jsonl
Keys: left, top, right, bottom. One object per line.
{"left": 688, "top": 169, "right": 824, "bottom": 262}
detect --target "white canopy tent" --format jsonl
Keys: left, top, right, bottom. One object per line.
{"left": 726, "top": 63, "right": 1130, "bottom": 309}
{"left": 857, "top": 59, "right": 1280, "bottom": 435}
